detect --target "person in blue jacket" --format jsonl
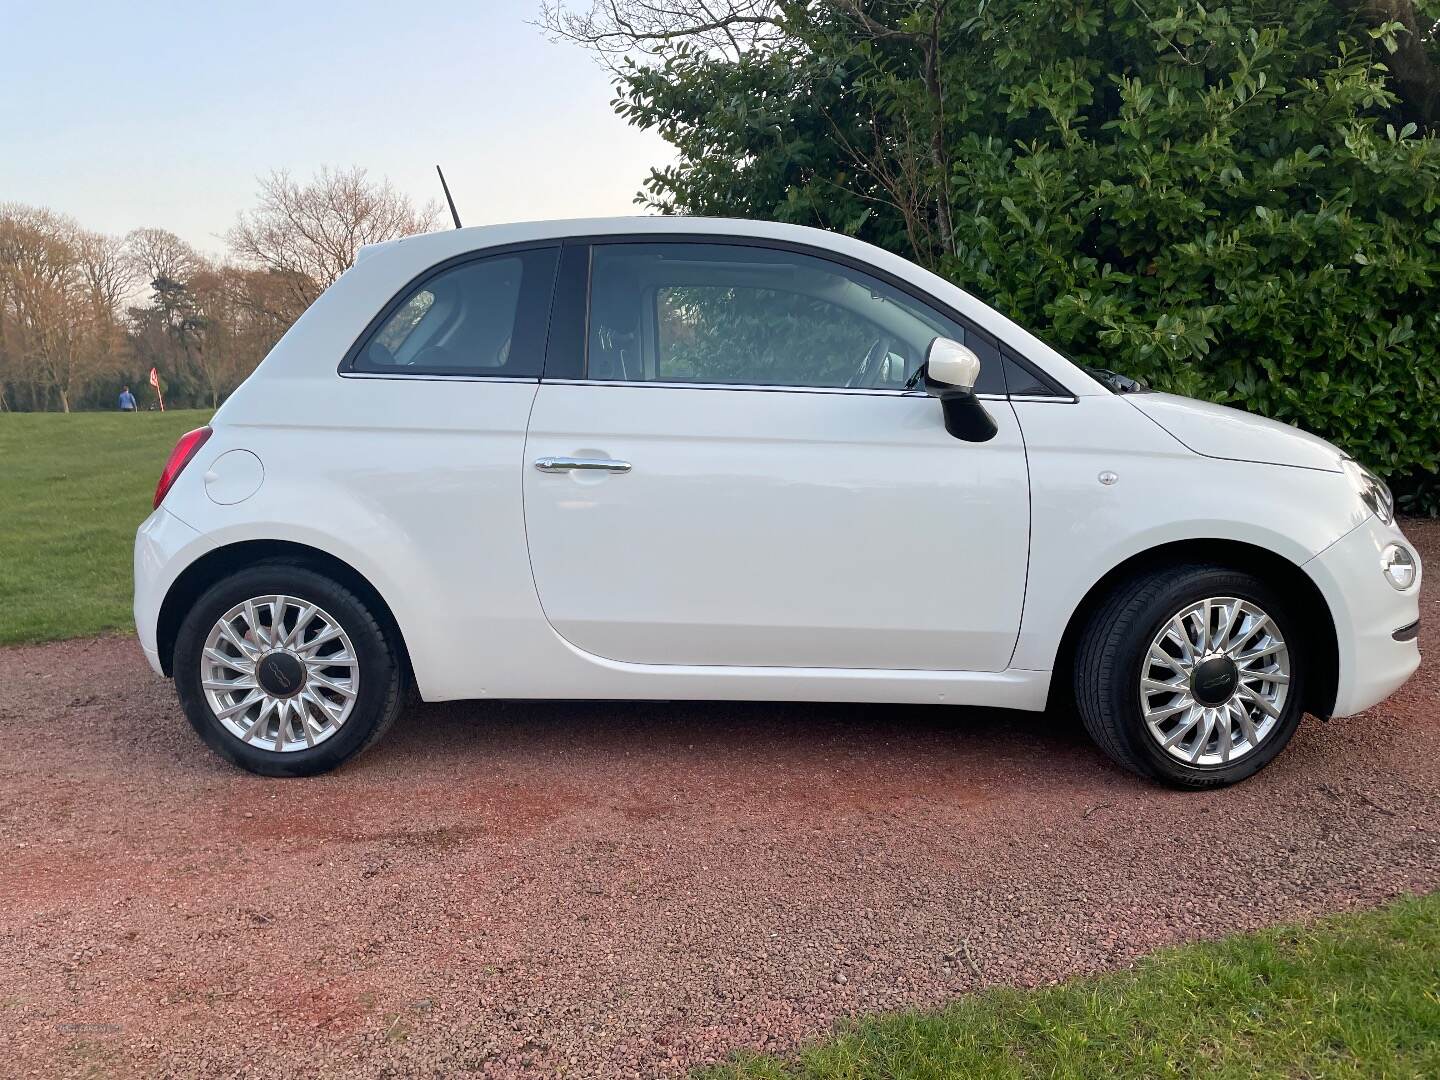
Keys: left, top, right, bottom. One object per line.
{"left": 118, "top": 385, "right": 137, "bottom": 411}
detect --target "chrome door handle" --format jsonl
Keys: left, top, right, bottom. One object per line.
{"left": 534, "top": 456, "right": 632, "bottom": 474}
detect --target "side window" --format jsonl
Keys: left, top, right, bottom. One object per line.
{"left": 652, "top": 284, "right": 881, "bottom": 386}
{"left": 586, "top": 243, "right": 1006, "bottom": 394}
{"left": 1001, "top": 344, "right": 1060, "bottom": 397}
{"left": 350, "top": 247, "right": 557, "bottom": 377}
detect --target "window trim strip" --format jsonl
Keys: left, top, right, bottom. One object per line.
{"left": 538, "top": 377, "right": 1013, "bottom": 401}
{"left": 337, "top": 372, "right": 540, "bottom": 384}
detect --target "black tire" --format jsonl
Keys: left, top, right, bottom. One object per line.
{"left": 1073, "top": 563, "right": 1306, "bottom": 789}
{"left": 173, "top": 563, "right": 404, "bottom": 776}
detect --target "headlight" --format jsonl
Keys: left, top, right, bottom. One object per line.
{"left": 1342, "top": 459, "right": 1394, "bottom": 525}
{"left": 1381, "top": 543, "right": 1417, "bottom": 590}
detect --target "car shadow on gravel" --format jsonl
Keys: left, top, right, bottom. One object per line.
{"left": 360, "top": 695, "right": 1109, "bottom": 784}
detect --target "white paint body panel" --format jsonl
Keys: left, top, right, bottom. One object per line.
{"left": 1009, "top": 394, "right": 1369, "bottom": 672}
{"left": 134, "top": 507, "right": 210, "bottom": 675}
{"left": 132, "top": 216, "right": 1421, "bottom": 723}
{"left": 524, "top": 383, "right": 1029, "bottom": 670}
{"left": 1127, "top": 392, "right": 1350, "bottom": 472}
{"left": 1304, "top": 513, "right": 1422, "bottom": 716}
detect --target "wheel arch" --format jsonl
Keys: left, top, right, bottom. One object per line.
{"left": 1048, "top": 538, "right": 1339, "bottom": 718}
{"left": 155, "top": 539, "right": 414, "bottom": 688}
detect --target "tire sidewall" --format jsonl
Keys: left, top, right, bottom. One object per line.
{"left": 173, "top": 565, "right": 397, "bottom": 777}
{"left": 1113, "top": 570, "right": 1307, "bottom": 788}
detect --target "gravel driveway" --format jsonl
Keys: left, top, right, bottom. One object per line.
{"left": 2, "top": 521, "right": 1437, "bottom": 1078}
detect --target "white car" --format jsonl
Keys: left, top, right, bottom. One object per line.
{"left": 134, "top": 217, "right": 1422, "bottom": 787}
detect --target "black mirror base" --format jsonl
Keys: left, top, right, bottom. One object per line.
{"left": 942, "top": 394, "right": 999, "bottom": 442}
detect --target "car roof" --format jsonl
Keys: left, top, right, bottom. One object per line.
{"left": 356, "top": 215, "right": 882, "bottom": 264}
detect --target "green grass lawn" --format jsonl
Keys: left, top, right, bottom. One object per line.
{"left": 0, "top": 409, "right": 211, "bottom": 645}
{"left": 702, "top": 893, "right": 1440, "bottom": 1079}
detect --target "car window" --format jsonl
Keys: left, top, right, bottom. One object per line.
{"left": 1001, "top": 344, "right": 1056, "bottom": 396}
{"left": 586, "top": 242, "right": 1006, "bottom": 394}
{"left": 351, "top": 247, "right": 557, "bottom": 377}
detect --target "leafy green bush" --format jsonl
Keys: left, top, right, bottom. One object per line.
{"left": 615, "top": 1, "right": 1440, "bottom": 513}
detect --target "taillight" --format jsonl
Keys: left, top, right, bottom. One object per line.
{"left": 153, "top": 426, "right": 213, "bottom": 509}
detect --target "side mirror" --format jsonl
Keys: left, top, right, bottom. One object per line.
{"left": 923, "top": 337, "right": 998, "bottom": 443}
{"left": 925, "top": 337, "right": 981, "bottom": 393}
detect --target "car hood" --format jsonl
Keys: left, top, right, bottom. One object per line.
{"left": 1126, "top": 392, "right": 1345, "bottom": 472}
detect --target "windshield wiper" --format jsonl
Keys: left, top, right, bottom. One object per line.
{"left": 1083, "top": 366, "right": 1148, "bottom": 394}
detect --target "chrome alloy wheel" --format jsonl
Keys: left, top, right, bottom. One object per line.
{"left": 1139, "top": 597, "right": 1290, "bottom": 767}
{"left": 199, "top": 595, "right": 360, "bottom": 752}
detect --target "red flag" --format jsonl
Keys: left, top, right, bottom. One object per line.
{"left": 149, "top": 367, "right": 165, "bottom": 411}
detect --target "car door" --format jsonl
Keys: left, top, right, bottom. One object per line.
{"left": 522, "top": 239, "right": 1031, "bottom": 672}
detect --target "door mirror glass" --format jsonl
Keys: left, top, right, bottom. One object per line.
{"left": 925, "top": 337, "right": 981, "bottom": 393}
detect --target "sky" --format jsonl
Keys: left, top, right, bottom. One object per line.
{"left": 0, "top": 0, "right": 675, "bottom": 256}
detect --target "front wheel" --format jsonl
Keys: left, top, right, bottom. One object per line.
{"left": 173, "top": 564, "right": 403, "bottom": 776}
{"left": 1074, "top": 564, "right": 1306, "bottom": 788}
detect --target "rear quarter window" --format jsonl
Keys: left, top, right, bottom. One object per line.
{"left": 346, "top": 246, "right": 557, "bottom": 378}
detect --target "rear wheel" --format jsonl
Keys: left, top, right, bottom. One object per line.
{"left": 173, "top": 564, "right": 403, "bottom": 776}
{"left": 1074, "top": 564, "right": 1306, "bottom": 788}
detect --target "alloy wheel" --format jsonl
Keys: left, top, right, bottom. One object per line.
{"left": 1139, "top": 596, "right": 1290, "bottom": 767}
{"left": 199, "top": 595, "right": 360, "bottom": 752}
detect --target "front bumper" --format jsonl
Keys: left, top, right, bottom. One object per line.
{"left": 1304, "top": 514, "right": 1423, "bottom": 717}
{"left": 1393, "top": 618, "right": 1420, "bottom": 642}
{"left": 133, "top": 507, "right": 209, "bottom": 678}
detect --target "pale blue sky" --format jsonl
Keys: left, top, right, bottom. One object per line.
{"left": 0, "top": 0, "right": 673, "bottom": 255}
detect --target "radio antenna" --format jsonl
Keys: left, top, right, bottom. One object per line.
{"left": 436, "top": 165, "right": 462, "bottom": 229}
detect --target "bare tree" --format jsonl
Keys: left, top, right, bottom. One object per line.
{"left": 125, "top": 227, "right": 201, "bottom": 291}
{"left": 0, "top": 205, "right": 116, "bottom": 412}
{"left": 78, "top": 230, "right": 138, "bottom": 316}
{"left": 161, "top": 264, "right": 275, "bottom": 410}
{"left": 227, "top": 167, "right": 440, "bottom": 322}
{"left": 0, "top": 217, "right": 16, "bottom": 410}
{"left": 126, "top": 248, "right": 298, "bottom": 410}
{"left": 536, "top": 0, "right": 786, "bottom": 66}
{"left": 74, "top": 230, "right": 133, "bottom": 393}
{"left": 207, "top": 266, "right": 293, "bottom": 394}
{"left": 0, "top": 176, "right": 436, "bottom": 411}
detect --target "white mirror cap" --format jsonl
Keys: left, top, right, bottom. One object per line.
{"left": 926, "top": 337, "right": 981, "bottom": 392}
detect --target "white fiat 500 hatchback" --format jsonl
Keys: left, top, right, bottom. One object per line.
{"left": 134, "top": 217, "right": 1422, "bottom": 786}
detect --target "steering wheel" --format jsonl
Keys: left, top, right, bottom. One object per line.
{"left": 847, "top": 335, "right": 894, "bottom": 389}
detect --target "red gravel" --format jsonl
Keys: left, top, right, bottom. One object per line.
{"left": 2, "top": 521, "right": 1437, "bottom": 1078}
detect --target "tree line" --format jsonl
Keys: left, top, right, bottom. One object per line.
{"left": 542, "top": 0, "right": 1440, "bottom": 512}
{"left": 0, "top": 167, "right": 437, "bottom": 413}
